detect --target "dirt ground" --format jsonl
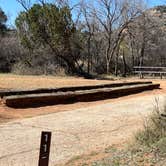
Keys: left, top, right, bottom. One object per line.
{"left": 0, "top": 74, "right": 164, "bottom": 90}
{"left": 0, "top": 74, "right": 166, "bottom": 123}
{"left": 0, "top": 94, "right": 165, "bottom": 166}
{"left": 0, "top": 74, "right": 166, "bottom": 165}
{"left": 0, "top": 74, "right": 114, "bottom": 90}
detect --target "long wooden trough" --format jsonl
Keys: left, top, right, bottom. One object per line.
{"left": 3, "top": 83, "right": 160, "bottom": 108}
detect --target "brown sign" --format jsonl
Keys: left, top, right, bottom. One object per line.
{"left": 38, "top": 131, "right": 52, "bottom": 166}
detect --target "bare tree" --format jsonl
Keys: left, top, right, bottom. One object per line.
{"left": 14, "top": 0, "right": 166, "bottom": 76}
{"left": 91, "top": 0, "right": 142, "bottom": 73}
{"left": 16, "top": 0, "right": 32, "bottom": 11}
{"left": 79, "top": 1, "right": 96, "bottom": 74}
{"left": 127, "top": 9, "right": 161, "bottom": 67}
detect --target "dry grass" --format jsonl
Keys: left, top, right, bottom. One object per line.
{"left": 66, "top": 100, "right": 166, "bottom": 166}
{"left": 0, "top": 73, "right": 114, "bottom": 90}
{"left": 136, "top": 98, "right": 166, "bottom": 146}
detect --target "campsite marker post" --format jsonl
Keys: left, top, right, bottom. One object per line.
{"left": 38, "top": 131, "right": 52, "bottom": 166}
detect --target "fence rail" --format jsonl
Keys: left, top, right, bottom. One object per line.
{"left": 133, "top": 66, "right": 166, "bottom": 79}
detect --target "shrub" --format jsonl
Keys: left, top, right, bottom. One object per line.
{"left": 136, "top": 98, "right": 166, "bottom": 146}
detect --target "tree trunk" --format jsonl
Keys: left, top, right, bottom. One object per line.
{"left": 114, "top": 57, "right": 118, "bottom": 76}
{"left": 122, "top": 49, "right": 127, "bottom": 77}
{"left": 106, "top": 60, "right": 110, "bottom": 74}
{"left": 139, "top": 38, "right": 145, "bottom": 67}
{"left": 130, "top": 42, "right": 135, "bottom": 68}
{"left": 87, "top": 35, "right": 91, "bottom": 74}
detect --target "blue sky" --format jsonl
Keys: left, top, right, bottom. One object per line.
{"left": 0, "top": 0, "right": 165, "bottom": 27}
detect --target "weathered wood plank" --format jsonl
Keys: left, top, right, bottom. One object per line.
{"left": 3, "top": 83, "right": 160, "bottom": 108}
{"left": 0, "top": 81, "right": 152, "bottom": 98}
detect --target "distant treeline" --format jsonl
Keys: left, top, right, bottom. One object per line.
{"left": 0, "top": 1, "right": 166, "bottom": 77}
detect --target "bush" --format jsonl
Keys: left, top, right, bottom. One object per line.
{"left": 136, "top": 99, "right": 166, "bottom": 146}
{"left": 12, "top": 61, "right": 67, "bottom": 76}
{"left": 12, "top": 62, "right": 43, "bottom": 75}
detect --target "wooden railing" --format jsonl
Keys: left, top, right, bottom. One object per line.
{"left": 133, "top": 66, "right": 166, "bottom": 79}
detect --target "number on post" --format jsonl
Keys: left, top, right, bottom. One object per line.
{"left": 38, "top": 131, "right": 52, "bottom": 166}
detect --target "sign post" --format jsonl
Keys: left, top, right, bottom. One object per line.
{"left": 38, "top": 131, "right": 52, "bottom": 166}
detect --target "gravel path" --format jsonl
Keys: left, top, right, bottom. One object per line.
{"left": 0, "top": 94, "right": 166, "bottom": 166}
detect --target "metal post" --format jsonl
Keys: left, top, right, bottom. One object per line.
{"left": 38, "top": 131, "right": 52, "bottom": 166}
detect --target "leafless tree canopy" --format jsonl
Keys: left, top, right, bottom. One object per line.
{"left": 0, "top": 0, "right": 166, "bottom": 76}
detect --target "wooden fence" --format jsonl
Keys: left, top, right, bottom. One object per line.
{"left": 133, "top": 66, "right": 166, "bottom": 79}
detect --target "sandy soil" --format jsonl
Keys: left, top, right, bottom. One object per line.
{"left": 0, "top": 74, "right": 166, "bottom": 123}
{"left": 0, "top": 74, "right": 114, "bottom": 90}
{"left": 0, "top": 87, "right": 164, "bottom": 123}
{"left": 0, "top": 75, "right": 166, "bottom": 165}
{"left": 0, "top": 74, "right": 116, "bottom": 123}
{"left": 0, "top": 74, "right": 164, "bottom": 91}
{"left": 0, "top": 94, "right": 166, "bottom": 166}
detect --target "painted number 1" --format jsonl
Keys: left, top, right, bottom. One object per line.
{"left": 38, "top": 131, "right": 52, "bottom": 166}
